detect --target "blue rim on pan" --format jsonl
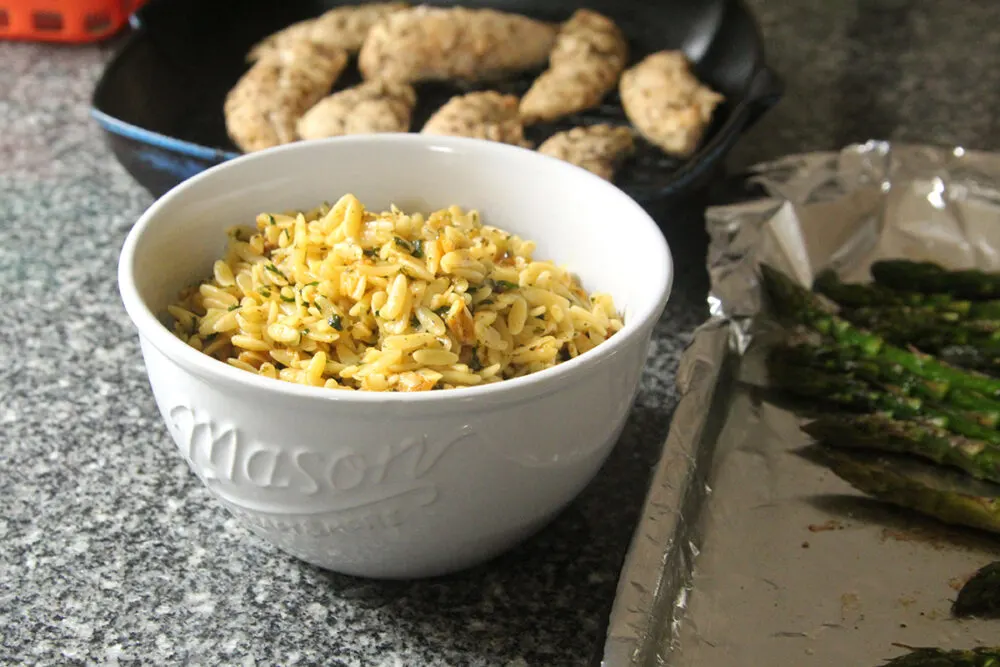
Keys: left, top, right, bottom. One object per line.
{"left": 91, "top": 0, "right": 783, "bottom": 202}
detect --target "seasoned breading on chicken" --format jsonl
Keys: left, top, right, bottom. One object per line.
{"left": 519, "top": 62, "right": 620, "bottom": 125}
{"left": 538, "top": 124, "right": 634, "bottom": 181}
{"left": 549, "top": 9, "right": 627, "bottom": 68}
{"left": 421, "top": 91, "right": 531, "bottom": 147}
{"left": 247, "top": 2, "right": 409, "bottom": 61}
{"left": 358, "top": 6, "right": 556, "bottom": 83}
{"left": 225, "top": 43, "right": 348, "bottom": 152}
{"left": 520, "top": 10, "right": 628, "bottom": 124}
{"left": 297, "top": 80, "right": 417, "bottom": 139}
{"left": 619, "top": 51, "right": 724, "bottom": 158}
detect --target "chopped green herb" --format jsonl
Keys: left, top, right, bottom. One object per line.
{"left": 266, "top": 214, "right": 275, "bottom": 225}
{"left": 411, "top": 239, "right": 424, "bottom": 258}
{"left": 362, "top": 247, "right": 379, "bottom": 258}
{"left": 301, "top": 328, "right": 310, "bottom": 336}
{"left": 328, "top": 314, "right": 343, "bottom": 331}
{"left": 305, "top": 281, "right": 320, "bottom": 287}
{"left": 228, "top": 304, "right": 240, "bottom": 311}
{"left": 490, "top": 279, "right": 518, "bottom": 293}
{"left": 468, "top": 352, "right": 483, "bottom": 372}
{"left": 264, "top": 263, "right": 287, "bottom": 280}
{"left": 280, "top": 293, "right": 297, "bottom": 303}
{"left": 259, "top": 287, "right": 271, "bottom": 297}
{"left": 393, "top": 236, "right": 413, "bottom": 253}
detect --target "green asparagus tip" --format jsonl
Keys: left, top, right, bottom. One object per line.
{"left": 759, "top": 263, "right": 833, "bottom": 324}
{"left": 813, "top": 268, "right": 841, "bottom": 291}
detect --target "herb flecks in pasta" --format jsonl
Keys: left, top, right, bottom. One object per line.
{"left": 169, "top": 194, "right": 623, "bottom": 392}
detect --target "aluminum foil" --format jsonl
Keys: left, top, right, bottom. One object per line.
{"left": 601, "top": 141, "right": 1000, "bottom": 666}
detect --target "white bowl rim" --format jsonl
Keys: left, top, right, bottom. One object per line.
{"left": 118, "top": 134, "right": 674, "bottom": 405}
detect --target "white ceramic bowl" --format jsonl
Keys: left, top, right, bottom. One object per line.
{"left": 118, "top": 135, "right": 673, "bottom": 579}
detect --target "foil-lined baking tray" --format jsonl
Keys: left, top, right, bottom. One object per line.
{"left": 601, "top": 141, "right": 1000, "bottom": 666}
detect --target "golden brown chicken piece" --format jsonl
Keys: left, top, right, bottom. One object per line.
{"left": 296, "top": 80, "right": 417, "bottom": 139}
{"left": 225, "top": 43, "right": 348, "bottom": 152}
{"left": 619, "top": 51, "right": 724, "bottom": 158}
{"left": 537, "top": 124, "right": 634, "bottom": 181}
{"left": 247, "top": 2, "right": 409, "bottom": 61}
{"left": 421, "top": 91, "right": 531, "bottom": 147}
{"left": 519, "top": 10, "right": 628, "bottom": 124}
{"left": 548, "top": 9, "right": 628, "bottom": 67}
{"left": 358, "top": 6, "right": 556, "bottom": 83}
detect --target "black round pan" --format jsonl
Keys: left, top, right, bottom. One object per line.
{"left": 91, "top": 0, "right": 782, "bottom": 202}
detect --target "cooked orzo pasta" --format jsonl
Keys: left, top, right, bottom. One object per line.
{"left": 168, "top": 194, "right": 623, "bottom": 391}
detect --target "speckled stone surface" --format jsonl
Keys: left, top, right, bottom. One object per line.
{"left": 4, "top": 1, "right": 1000, "bottom": 664}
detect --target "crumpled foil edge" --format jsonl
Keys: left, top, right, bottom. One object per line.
{"left": 599, "top": 318, "right": 733, "bottom": 666}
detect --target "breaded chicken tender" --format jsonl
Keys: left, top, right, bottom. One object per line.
{"left": 619, "top": 51, "right": 724, "bottom": 158}
{"left": 248, "top": 2, "right": 409, "bottom": 61}
{"left": 421, "top": 91, "right": 530, "bottom": 147}
{"left": 520, "top": 10, "right": 628, "bottom": 124}
{"left": 225, "top": 43, "right": 348, "bottom": 152}
{"left": 538, "top": 124, "right": 634, "bottom": 181}
{"left": 297, "top": 80, "right": 417, "bottom": 139}
{"left": 548, "top": 9, "right": 628, "bottom": 67}
{"left": 358, "top": 6, "right": 556, "bottom": 83}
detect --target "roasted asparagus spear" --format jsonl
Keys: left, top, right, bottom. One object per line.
{"left": 775, "top": 344, "right": 1000, "bottom": 426}
{"left": 879, "top": 647, "right": 1000, "bottom": 666}
{"left": 815, "top": 269, "right": 1000, "bottom": 318}
{"left": 815, "top": 447, "right": 1000, "bottom": 535}
{"left": 804, "top": 414, "right": 1000, "bottom": 484}
{"left": 760, "top": 264, "right": 1000, "bottom": 398}
{"left": 953, "top": 561, "right": 1000, "bottom": 618}
{"left": 871, "top": 259, "right": 1000, "bottom": 300}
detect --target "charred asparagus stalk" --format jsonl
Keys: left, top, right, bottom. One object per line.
{"left": 770, "top": 359, "right": 1000, "bottom": 445}
{"left": 953, "top": 561, "right": 1000, "bottom": 618}
{"left": 938, "top": 345, "right": 1000, "bottom": 377}
{"left": 879, "top": 647, "right": 1000, "bottom": 666}
{"left": 775, "top": 344, "right": 1000, "bottom": 426}
{"left": 760, "top": 264, "right": 1000, "bottom": 398}
{"left": 798, "top": 318, "right": 1000, "bottom": 378}
{"left": 845, "top": 305, "right": 1000, "bottom": 334}
{"left": 815, "top": 447, "right": 1000, "bottom": 535}
{"left": 842, "top": 306, "right": 1000, "bottom": 351}
{"left": 814, "top": 269, "right": 1000, "bottom": 318}
{"left": 871, "top": 259, "right": 1000, "bottom": 300}
{"left": 815, "top": 269, "right": 960, "bottom": 309}
{"left": 803, "top": 413, "right": 1000, "bottom": 484}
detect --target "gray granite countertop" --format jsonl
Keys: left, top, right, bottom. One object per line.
{"left": 4, "top": 1, "right": 1000, "bottom": 665}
